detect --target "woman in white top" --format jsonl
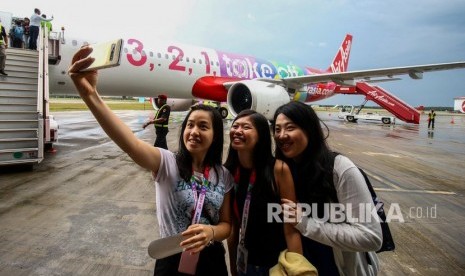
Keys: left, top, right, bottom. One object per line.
{"left": 68, "top": 46, "right": 232, "bottom": 276}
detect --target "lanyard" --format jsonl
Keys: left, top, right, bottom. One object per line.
{"left": 234, "top": 168, "right": 256, "bottom": 244}
{"left": 190, "top": 166, "right": 210, "bottom": 224}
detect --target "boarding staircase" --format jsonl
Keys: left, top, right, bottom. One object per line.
{"left": 0, "top": 27, "right": 57, "bottom": 166}
{"left": 0, "top": 48, "right": 43, "bottom": 166}
{"left": 355, "top": 82, "right": 420, "bottom": 124}
{"left": 334, "top": 82, "right": 421, "bottom": 124}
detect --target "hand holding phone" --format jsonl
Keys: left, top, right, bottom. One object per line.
{"left": 80, "top": 39, "right": 123, "bottom": 72}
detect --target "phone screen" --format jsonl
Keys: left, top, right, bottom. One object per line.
{"left": 81, "top": 39, "right": 123, "bottom": 71}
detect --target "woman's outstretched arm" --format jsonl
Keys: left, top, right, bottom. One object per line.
{"left": 68, "top": 46, "right": 161, "bottom": 173}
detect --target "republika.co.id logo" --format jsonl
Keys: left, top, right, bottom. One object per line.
{"left": 267, "top": 203, "right": 438, "bottom": 223}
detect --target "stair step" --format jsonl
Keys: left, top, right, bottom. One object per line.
{"left": 0, "top": 112, "right": 39, "bottom": 121}
{"left": 0, "top": 129, "right": 38, "bottom": 139}
{"left": 0, "top": 88, "right": 37, "bottom": 98}
{"left": 0, "top": 104, "right": 38, "bottom": 112}
{"left": 2, "top": 65, "right": 38, "bottom": 74}
{"left": 0, "top": 138, "right": 39, "bottom": 150}
{"left": 0, "top": 120, "right": 39, "bottom": 129}
{"left": 0, "top": 147, "right": 39, "bottom": 153}
{"left": 0, "top": 96, "right": 38, "bottom": 105}
{"left": 0, "top": 137, "right": 39, "bottom": 142}
{"left": 0, "top": 157, "right": 41, "bottom": 165}
{"left": 0, "top": 75, "right": 39, "bottom": 85}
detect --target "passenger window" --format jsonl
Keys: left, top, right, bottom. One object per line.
{"left": 149, "top": 52, "right": 153, "bottom": 57}
{"left": 193, "top": 58, "right": 196, "bottom": 63}
{"left": 165, "top": 54, "right": 169, "bottom": 59}
{"left": 72, "top": 40, "right": 78, "bottom": 46}
{"left": 186, "top": 57, "right": 190, "bottom": 62}
{"left": 157, "top": 53, "right": 162, "bottom": 58}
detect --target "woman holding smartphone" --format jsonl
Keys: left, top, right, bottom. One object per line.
{"left": 68, "top": 46, "right": 232, "bottom": 276}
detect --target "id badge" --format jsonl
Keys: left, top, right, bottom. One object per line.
{"left": 237, "top": 244, "right": 248, "bottom": 274}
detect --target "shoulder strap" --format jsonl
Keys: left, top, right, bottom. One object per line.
{"left": 328, "top": 151, "right": 340, "bottom": 203}
{"left": 357, "top": 167, "right": 376, "bottom": 198}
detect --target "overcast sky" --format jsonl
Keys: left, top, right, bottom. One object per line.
{"left": 2, "top": 0, "right": 465, "bottom": 107}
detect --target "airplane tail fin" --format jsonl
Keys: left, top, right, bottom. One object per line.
{"left": 327, "top": 34, "right": 353, "bottom": 73}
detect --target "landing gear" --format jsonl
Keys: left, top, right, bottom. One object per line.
{"left": 219, "top": 107, "right": 228, "bottom": 119}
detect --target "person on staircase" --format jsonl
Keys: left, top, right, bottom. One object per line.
{"left": 0, "top": 18, "right": 9, "bottom": 76}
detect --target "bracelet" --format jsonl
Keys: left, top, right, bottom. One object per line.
{"left": 207, "top": 225, "right": 215, "bottom": 246}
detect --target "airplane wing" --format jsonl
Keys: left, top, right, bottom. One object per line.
{"left": 267, "top": 61, "right": 465, "bottom": 87}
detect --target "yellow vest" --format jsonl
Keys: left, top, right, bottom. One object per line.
{"left": 0, "top": 23, "right": 4, "bottom": 45}
{"left": 41, "top": 21, "right": 52, "bottom": 32}
{"left": 154, "top": 104, "right": 169, "bottom": 127}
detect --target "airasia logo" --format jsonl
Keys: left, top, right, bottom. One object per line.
{"left": 366, "top": 90, "right": 395, "bottom": 107}
{"left": 330, "top": 40, "right": 352, "bottom": 73}
{"left": 461, "top": 101, "right": 465, "bottom": 112}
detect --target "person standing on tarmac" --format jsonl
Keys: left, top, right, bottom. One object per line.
{"left": 143, "top": 94, "right": 171, "bottom": 149}
{"left": 428, "top": 110, "right": 436, "bottom": 129}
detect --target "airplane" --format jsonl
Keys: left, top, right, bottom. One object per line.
{"left": 45, "top": 32, "right": 465, "bottom": 124}
{"left": 2, "top": 23, "right": 465, "bottom": 167}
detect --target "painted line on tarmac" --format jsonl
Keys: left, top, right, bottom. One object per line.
{"left": 363, "top": 152, "right": 402, "bottom": 158}
{"left": 375, "top": 188, "right": 456, "bottom": 195}
{"left": 364, "top": 170, "right": 402, "bottom": 190}
{"left": 364, "top": 170, "right": 455, "bottom": 195}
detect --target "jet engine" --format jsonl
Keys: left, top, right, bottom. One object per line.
{"left": 227, "top": 80, "right": 290, "bottom": 120}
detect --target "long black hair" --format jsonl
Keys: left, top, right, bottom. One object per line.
{"left": 272, "top": 102, "right": 337, "bottom": 204}
{"left": 176, "top": 104, "right": 224, "bottom": 184}
{"left": 224, "top": 109, "right": 276, "bottom": 193}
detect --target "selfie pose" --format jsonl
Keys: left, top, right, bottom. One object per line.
{"left": 225, "top": 110, "right": 316, "bottom": 276}
{"left": 68, "top": 45, "right": 232, "bottom": 276}
{"left": 273, "top": 101, "right": 382, "bottom": 276}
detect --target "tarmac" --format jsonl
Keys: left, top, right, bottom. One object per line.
{"left": 1, "top": 110, "right": 464, "bottom": 276}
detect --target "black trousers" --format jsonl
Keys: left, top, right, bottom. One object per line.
{"left": 154, "top": 242, "right": 228, "bottom": 276}
{"left": 12, "top": 37, "right": 23, "bottom": 48}
{"left": 154, "top": 127, "right": 168, "bottom": 149}
{"left": 29, "top": 25, "right": 39, "bottom": 50}
{"left": 428, "top": 119, "right": 435, "bottom": 128}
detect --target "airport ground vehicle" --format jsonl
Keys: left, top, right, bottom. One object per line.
{"left": 0, "top": 12, "right": 59, "bottom": 167}
{"left": 337, "top": 105, "right": 396, "bottom": 125}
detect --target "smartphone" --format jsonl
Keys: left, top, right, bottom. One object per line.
{"left": 147, "top": 233, "right": 184, "bottom": 259}
{"left": 178, "top": 250, "right": 200, "bottom": 275}
{"left": 81, "top": 38, "right": 123, "bottom": 71}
